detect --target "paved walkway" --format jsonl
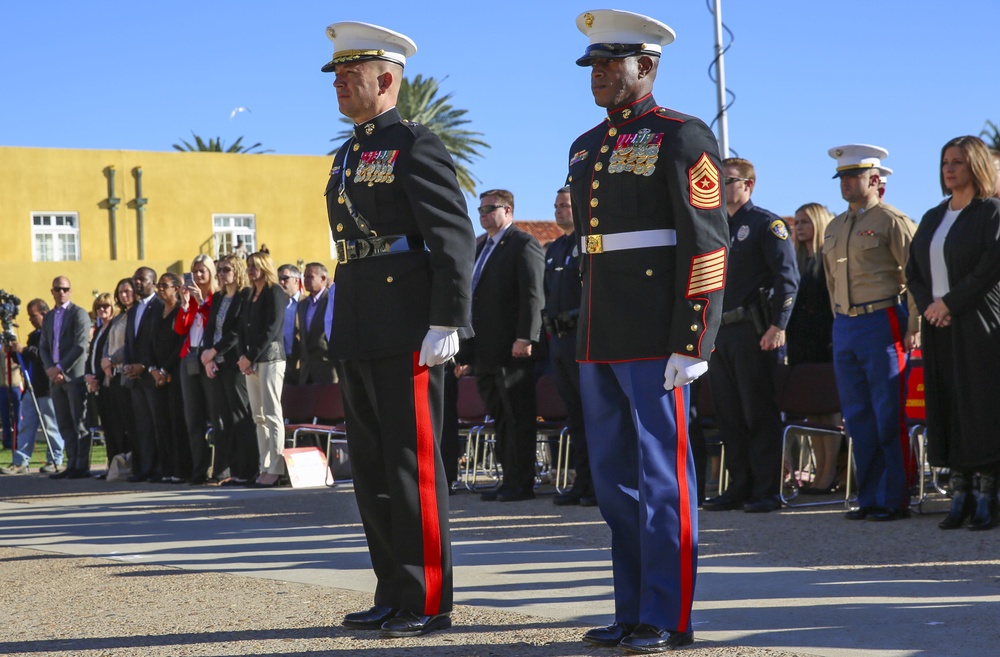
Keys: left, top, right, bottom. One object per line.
{"left": 1, "top": 476, "right": 997, "bottom": 656}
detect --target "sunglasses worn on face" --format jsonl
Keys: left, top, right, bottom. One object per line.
{"left": 477, "top": 204, "right": 508, "bottom": 215}
{"left": 278, "top": 275, "right": 297, "bottom": 282}
{"left": 52, "top": 287, "right": 70, "bottom": 292}
{"left": 156, "top": 283, "right": 175, "bottom": 290}
{"left": 723, "top": 177, "right": 749, "bottom": 185}
{"left": 217, "top": 267, "right": 233, "bottom": 274}
{"left": 96, "top": 304, "right": 112, "bottom": 310}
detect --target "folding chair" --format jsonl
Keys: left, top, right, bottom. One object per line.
{"left": 281, "top": 384, "right": 323, "bottom": 448}
{"left": 696, "top": 380, "right": 727, "bottom": 496}
{"left": 535, "top": 373, "right": 572, "bottom": 494}
{"left": 777, "top": 362, "right": 853, "bottom": 508}
{"left": 455, "top": 375, "right": 498, "bottom": 491}
{"left": 905, "top": 353, "right": 946, "bottom": 512}
{"left": 286, "top": 383, "right": 350, "bottom": 483}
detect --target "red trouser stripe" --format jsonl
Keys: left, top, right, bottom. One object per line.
{"left": 412, "top": 353, "right": 442, "bottom": 615}
{"left": 673, "top": 387, "right": 694, "bottom": 632}
{"left": 886, "top": 307, "right": 916, "bottom": 486}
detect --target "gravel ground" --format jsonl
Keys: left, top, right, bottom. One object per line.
{"left": 1, "top": 472, "right": 998, "bottom": 657}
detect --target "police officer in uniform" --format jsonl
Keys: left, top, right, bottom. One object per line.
{"left": 321, "top": 22, "right": 475, "bottom": 637}
{"left": 568, "top": 10, "right": 729, "bottom": 653}
{"left": 823, "top": 144, "right": 918, "bottom": 522}
{"left": 703, "top": 158, "right": 798, "bottom": 513}
{"left": 544, "top": 186, "right": 596, "bottom": 506}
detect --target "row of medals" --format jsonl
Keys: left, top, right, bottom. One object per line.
{"left": 607, "top": 144, "right": 659, "bottom": 176}
{"left": 355, "top": 163, "right": 395, "bottom": 185}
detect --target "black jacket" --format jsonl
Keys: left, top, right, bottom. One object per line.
{"left": 326, "top": 107, "right": 476, "bottom": 360}
{"left": 239, "top": 283, "right": 286, "bottom": 364}
{"left": 202, "top": 290, "right": 248, "bottom": 366}
{"left": 124, "top": 295, "right": 165, "bottom": 379}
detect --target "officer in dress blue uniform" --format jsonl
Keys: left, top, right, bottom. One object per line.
{"left": 822, "top": 144, "right": 918, "bottom": 522}
{"left": 703, "top": 158, "right": 798, "bottom": 514}
{"left": 567, "top": 10, "right": 729, "bottom": 653}
{"left": 321, "top": 22, "right": 476, "bottom": 637}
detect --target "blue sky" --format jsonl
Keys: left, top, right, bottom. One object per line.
{"left": 2, "top": 1, "right": 997, "bottom": 225}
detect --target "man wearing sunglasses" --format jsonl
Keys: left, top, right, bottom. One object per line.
{"left": 39, "top": 276, "right": 92, "bottom": 479}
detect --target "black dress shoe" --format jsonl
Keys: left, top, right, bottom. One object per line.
{"left": 867, "top": 506, "right": 910, "bottom": 522}
{"left": 702, "top": 495, "right": 743, "bottom": 511}
{"left": 580, "top": 495, "right": 599, "bottom": 507}
{"left": 743, "top": 497, "right": 781, "bottom": 513}
{"left": 480, "top": 489, "right": 501, "bottom": 501}
{"left": 126, "top": 474, "right": 148, "bottom": 483}
{"left": 844, "top": 505, "right": 876, "bottom": 520}
{"left": 342, "top": 605, "right": 397, "bottom": 630}
{"left": 49, "top": 469, "right": 73, "bottom": 480}
{"left": 380, "top": 610, "right": 451, "bottom": 637}
{"left": 582, "top": 622, "right": 635, "bottom": 646}
{"left": 553, "top": 491, "right": 583, "bottom": 506}
{"left": 619, "top": 625, "right": 694, "bottom": 653}
{"left": 497, "top": 489, "right": 535, "bottom": 502}
{"left": 67, "top": 469, "right": 91, "bottom": 479}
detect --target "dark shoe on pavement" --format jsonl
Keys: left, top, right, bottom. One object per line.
{"left": 39, "top": 463, "right": 62, "bottom": 474}
{"left": 619, "top": 625, "right": 694, "bottom": 653}
{"left": 582, "top": 622, "right": 636, "bottom": 647}
{"left": 866, "top": 506, "right": 910, "bottom": 522}
{"left": 342, "top": 605, "right": 397, "bottom": 630}
{"left": 126, "top": 474, "right": 148, "bottom": 483}
{"left": 743, "top": 497, "right": 781, "bottom": 513}
{"left": 580, "top": 495, "right": 599, "bottom": 507}
{"left": 844, "top": 505, "right": 877, "bottom": 520}
{"left": 379, "top": 610, "right": 451, "bottom": 637}
{"left": 702, "top": 495, "right": 743, "bottom": 511}
{"left": 479, "top": 489, "right": 501, "bottom": 501}
{"left": 49, "top": 468, "right": 74, "bottom": 480}
{"left": 553, "top": 491, "right": 583, "bottom": 506}
{"left": 67, "top": 469, "right": 91, "bottom": 479}
{"left": 497, "top": 488, "right": 535, "bottom": 502}
{"left": 0, "top": 464, "right": 29, "bottom": 475}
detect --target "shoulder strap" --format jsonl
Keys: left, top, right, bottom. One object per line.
{"left": 334, "top": 136, "right": 375, "bottom": 237}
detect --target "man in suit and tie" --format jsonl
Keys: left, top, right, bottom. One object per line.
{"left": 277, "top": 264, "right": 303, "bottom": 385}
{"left": 123, "top": 267, "right": 164, "bottom": 481}
{"left": 297, "top": 263, "right": 336, "bottom": 384}
{"left": 39, "top": 276, "right": 92, "bottom": 479}
{"left": 455, "top": 189, "right": 545, "bottom": 502}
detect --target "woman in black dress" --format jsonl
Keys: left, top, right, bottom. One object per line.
{"left": 907, "top": 135, "right": 1000, "bottom": 530}
{"left": 150, "top": 273, "right": 189, "bottom": 482}
{"left": 785, "top": 203, "right": 840, "bottom": 494}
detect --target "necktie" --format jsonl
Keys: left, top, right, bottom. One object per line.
{"left": 471, "top": 238, "right": 495, "bottom": 290}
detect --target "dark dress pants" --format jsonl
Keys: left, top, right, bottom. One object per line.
{"left": 708, "top": 322, "right": 783, "bottom": 502}
{"left": 208, "top": 362, "right": 256, "bottom": 481}
{"left": 340, "top": 353, "right": 452, "bottom": 616}
{"left": 130, "top": 375, "right": 160, "bottom": 478}
{"left": 476, "top": 361, "right": 537, "bottom": 495}
{"left": 179, "top": 352, "right": 215, "bottom": 481}
{"left": 154, "top": 367, "right": 191, "bottom": 480}
{"left": 550, "top": 335, "right": 594, "bottom": 497}
{"left": 51, "top": 378, "right": 91, "bottom": 472}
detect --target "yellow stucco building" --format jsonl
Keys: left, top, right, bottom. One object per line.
{"left": 0, "top": 146, "right": 335, "bottom": 341}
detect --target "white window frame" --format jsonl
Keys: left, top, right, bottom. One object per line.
{"left": 212, "top": 214, "right": 256, "bottom": 259}
{"left": 31, "top": 212, "right": 81, "bottom": 262}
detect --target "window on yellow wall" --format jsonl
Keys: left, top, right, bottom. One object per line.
{"left": 212, "top": 214, "right": 256, "bottom": 259}
{"left": 32, "top": 213, "right": 80, "bottom": 261}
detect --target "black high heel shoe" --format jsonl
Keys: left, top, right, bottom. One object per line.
{"left": 940, "top": 472, "right": 974, "bottom": 530}
{"left": 798, "top": 481, "right": 840, "bottom": 495}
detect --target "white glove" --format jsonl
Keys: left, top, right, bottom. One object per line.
{"left": 663, "top": 353, "right": 708, "bottom": 391}
{"left": 418, "top": 326, "right": 459, "bottom": 367}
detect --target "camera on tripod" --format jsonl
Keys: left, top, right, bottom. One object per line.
{"left": 0, "top": 289, "right": 21, "bottom": 345}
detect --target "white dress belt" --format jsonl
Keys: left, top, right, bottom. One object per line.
{"left": 581, "top": 229, "right": 677, "bottom": 254}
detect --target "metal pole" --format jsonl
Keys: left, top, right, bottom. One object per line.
{"left": 713, "top": 0, "right": 730, "bottom": 158}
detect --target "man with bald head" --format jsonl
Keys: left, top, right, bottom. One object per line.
{"left": 39, "top": 275, "right": 92, "bottom": 478}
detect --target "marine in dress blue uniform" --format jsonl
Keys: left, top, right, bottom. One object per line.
{"left": 704, "top": 159, "right": 798, "bottom": 513}
{"left": 568, "top": 10, "right": 729, "bottom": 653}
{"left": 822, "top": 144, "right": 918, "bottom": 522}
{"left": 321, "top": 22, "right": 475, "bottom": 637}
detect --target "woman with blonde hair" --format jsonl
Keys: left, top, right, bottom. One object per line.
{"left": 238, "top": 252, "right": 287, "bottom": 486}
{"left": 785, "top": 202, "right": 841, "bottom": 494}
{"left": 201, "top": 254, "right": 256, "bottom": 485}
{"left": 907, "top": 135, "right": 1000, "bottom": 530}
{"left": 175, "top": 254, "right": 219, "bottom": 484}
{"left": 85, "top": 292, "right": 116, "bottom": 475}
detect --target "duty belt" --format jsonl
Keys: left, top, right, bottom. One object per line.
{"left": 582, "top": 228, "right": 677, "bottom": 255}
{"left": 720, "top": 307, "right": 750, "bottom": 326}
{"left": 839, "top": 295, "right": 902, "bottom": 317}
{"left": 334, "top": 235, "right": 409, "bottom": 264}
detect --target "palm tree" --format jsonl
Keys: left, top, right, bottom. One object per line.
{"left": 981, "top": 120, "right": 1000, "bottom": 150}
{"left": 330, "top": 75, "right": 489, "bottom": 195}
{"left": 172, "top": 132, "right": 273, "bottom": 154}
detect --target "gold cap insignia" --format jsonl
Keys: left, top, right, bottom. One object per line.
{"left": 834, "top": 149, "right": 843, "bottom": 157}
{"left": 584, "top": 12, "right": 594, "bottom": 28}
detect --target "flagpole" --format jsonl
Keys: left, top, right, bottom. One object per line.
{"left": 712, "top": 0, "right": 730, "bottom": 158}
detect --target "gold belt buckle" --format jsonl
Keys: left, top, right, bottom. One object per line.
{"left": 334, "top": 240, "right": 349, "bottom": 263}
{"left": 585, "top": 234, "right": 604, "bottom": 254}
